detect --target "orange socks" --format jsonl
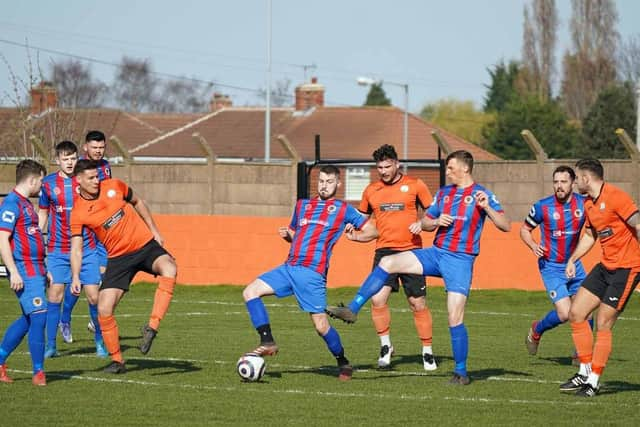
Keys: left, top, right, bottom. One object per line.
{"left": 592, "top": 329, "right": 612, "bottom": 375}
{"left": 571, "top": 320, "right": 593, "bottom": 364}
{"left": 98, "top": 315, "right": 123, "bottom": 363}
{"left": 413, "top": 308, "right": 433, "bottom": 346}
{"left": 149, "top": 276, "right": 176, "bottom": 330}
{"left": 371, "top": 304, "right": 391, "bottom": 336}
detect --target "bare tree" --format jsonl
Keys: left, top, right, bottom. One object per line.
{"left": 520, "top": 0, "right": 558, "bottom": 102}
{"left": 258, "top": 78, "right": 293, "bottom": 107}
{"left": 560, "top": 0, "right": 619, "bottom": 121}
{"left": 618, "top": 34, "right": 640, "bottom": 88}
{"left": 153, "top": 78, "right": 213, "bottom": 113}
{"left": 112, "top": 56, "right": 157, "bottom": 112}
{"left": 50, "top": 59, "right": 107, "bottom": 108}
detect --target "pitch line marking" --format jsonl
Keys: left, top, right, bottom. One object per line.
{"left": 6, "top": 369, "right": 600, "bottom": 407}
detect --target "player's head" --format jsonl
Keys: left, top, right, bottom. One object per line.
{"left": 317, "top": 164, "right": 340, "bottom": 200}
{"left": 552, "top": 165, "right": 575, "bottom": 203}
{"left": 445, "top": 150, "right": 474, "bottom": 185}
{"left": 16, "top": 159, "right": 46, "bottom": 197}
{"left": 372, "top": 144, "right": 400, "bottom": 184}
{"left": 73, "top": 159, "right": 101, "bottom": 196}
{"left": 574, "top": 159, "right": 603, "bottom": 195}
{"left": 84, "top": 130, "right": 106, "bottom": 161}
{"left": 55, "top": 140, "right": 79, "bottom": 177}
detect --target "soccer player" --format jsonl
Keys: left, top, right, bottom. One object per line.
{"left": 37, "top": 140, "right": 107, "bottom": 358}
{"left": 70, "top": 159, "right": 177, "bottom": 374}
{"left": 345, "top": 144, "right": 436, "bottom": 370}
{"left": 327, "top": 150, "right": 511, "bottom": 385}
{"left": 521, "top": 166, "right": 588, "bottom": 357}
{"left": 560, "top": 159, "right": 640, "bottom": 397}
{"left": 0, "top": 159, "right": 48, "bottom": 386}
{"left": 60, "top": 130, "right": 112, "bottom": 339}
{"left": 242, "top": 165, "right": 374, "bottom": 381}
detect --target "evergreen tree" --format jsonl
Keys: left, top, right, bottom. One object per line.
{"left": 483, "top": 61, "right": 521, "bottom": 113}
{"left": 363, "top": 83, "right": 391, "bottom": 106}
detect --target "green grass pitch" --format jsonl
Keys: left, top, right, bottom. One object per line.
{"left": 1, "top": 283, "right": 639, "bottom": 425}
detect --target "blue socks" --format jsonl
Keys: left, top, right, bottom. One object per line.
{"left": 61, "top": 284, "right": 79, "bottom": 324}
{"left": 321, "top": 326, "right": 344, "bottom": 357}
{"left": 0, "top": 315, "right": 30, "bottom": 364}
{"left": 450, "top": 324, "right": 468, "bottom": 377}
{"left": 246, "top": 298, "right": 270, "bottom": 328}
{"left": 535, "top": 310, "right": 562, "bottom": 336}
{"left": 46, "top": 302, "right": 61, "bottom": 348}
{"left": 27, "top": 311, "right": 46, "bottom": 374}
{"left": 89, "top": 303, "right": 102, "bottom": 340}
{"left": 348, "top": 266, "right": 390, "bottom": 313}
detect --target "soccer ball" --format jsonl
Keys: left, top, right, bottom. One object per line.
{"left": 237, "top": 354, "right": 266, "bottom": 381}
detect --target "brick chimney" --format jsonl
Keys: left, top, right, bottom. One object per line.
{"left": 210, "top": 92, "right": 232, "bottom": 111}
{"left": 30, "top": 81, "right": 58, "bottom": 115}
{"left": 295, "top": 77, "right": 324, "bottom": 111}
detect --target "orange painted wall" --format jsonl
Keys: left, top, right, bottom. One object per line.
{"left": 135, "top": 215, "right": 601, "bottom": 291}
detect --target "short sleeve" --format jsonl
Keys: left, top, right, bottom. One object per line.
{"left": 38, "top": 183, "right": 50, "bottom": 209}
{"left": 345, "top": 204, "right": 367, "bottom": 229}
{"left": 289, "top": 199, "right": 302, "bottom": 230}
{"left": 358, "top": 185, "right": 372, "bottom": 215}
{"left": 415, "top": 179, "right": 432, "bottom": 210}
{"left": 425, "top": 189, "right": 441, "bottom": 219}
{"left": 524, "top": 200, "right": 542, "bottom": 229}
{"left": 0, "top": 201, "right": 19, "bottom": 234}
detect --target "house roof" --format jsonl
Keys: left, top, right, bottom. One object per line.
{"left": 0, "top": 105, "right": 499, "bottom": 161}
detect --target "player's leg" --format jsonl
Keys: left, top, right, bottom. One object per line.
{"left": 18, "top": 277, "right": 48, "bottom": 385}
{"left": 80, "top": 253, "right": 107, "bottom": 357}
{"left": 577, "top": 267, "right": 640, "bottom": 397}
{"left": 243, "top": 267, "right": 284, "bottom": 356}
{"left": 60, "top": 283, "right": 79, "bottom": 335}
{"left": 311, "top": 312, "right": 352, "bottom": 381}
{"left": 406, "top": 290, "right": 436, "bottom": 371}
{"left": 560, "top": 266, "right": 603, "bottom": 392}
{"left": 327, "top": 249, "right": 426, "bottom": 322}
{"left": 97, "top": 287, "right": 126, "bottom": 373}
{"left": 371, "top": 286, "right": 394, "bottom": 368}
{"left": 45, "top": 282, "right": 65, "bottom": 357}
{"left": 0, "top": 314, "right": 29, "bottom": 383}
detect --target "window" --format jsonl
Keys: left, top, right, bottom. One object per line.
{"left": 345, "top": 167, "right": 370, "bottom": 200}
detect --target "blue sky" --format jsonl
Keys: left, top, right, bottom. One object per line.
{"left": 1, "top": 0, "right": 638, "bottom": 112}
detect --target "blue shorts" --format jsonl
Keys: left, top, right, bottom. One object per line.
{"left": 538, "top": 259, "right": 586, "bottom": 304}
{"left": 14, "top": 275, "right": 47, "bottom": 315}
{"left": 96, "top": 243, "right": 108, "bottom": 270}
{"left": 411, "top": 246, "right": 476, "bottom": 296}
{"left": 47, "top": 252, "right": 102, "bottom": 286}
{"left": 258, "top": 264, "right": 326, "bottom": 313}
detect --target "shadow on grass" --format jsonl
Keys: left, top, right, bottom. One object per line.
{"left": 469, "top": 367, "right": 533, "bottom": 381}
{"left": 598, "top": 380, "right": 640, "bottom": 395}
{"left": 63, "top": 343, "right": 135, "bottom": 357}
{"left": 118, "top": 358, "right": 202, "bottom": 376}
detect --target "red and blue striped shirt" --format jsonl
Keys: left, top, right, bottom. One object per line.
{"left": 286, "top": 198, "right": 367, "bottom": 276}
{"left": 426, "top": 183, "right": 504, "bottom": 256}
{"left": 524, "top": 193, "right": 586, "bottom": 264}
{"left": 0, "top": 191, "right": 46, "bottom": 278}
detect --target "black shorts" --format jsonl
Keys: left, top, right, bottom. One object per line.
{"left": 373, "top": 248, "right": 426, "bottom": 298}
{"left": 582, "top": 263, "right": 640, "bottom": 312}
{"left": 101, "top": 239, "right": 172, "bottom": 292}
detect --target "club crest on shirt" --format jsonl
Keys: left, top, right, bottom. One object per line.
{"left": 443, "top": 195, "right": 450, "bottom": 203}
{"left": 552, "top": 211, "right": 561, "bottom": 220}
{"left": 400, "top": 185, "right": 409, "bottom": 193}
{"left": 53, "top": 186, "right": 61, "bottom": 195}
{"left": 463, "top": 195, "right": 474, "bottom": 205}
{"left": 327, "top": 205, "right": 337, "bottom": 214}
{"left": 27, "top": 225, "right": 38, "bottom": 235}
{"left": 32, "top": 297, "right": 43, "bottom": 307}
{"left": 549, "top": 290, "right": 557, "bottom": 299}
{"left": 600, "top": 202, "right": 606, "bottom": 210}
{"left": 574, "top": 209, "right": 583, "bottom": 218}
{"left": 107, "top": 189, "right": 117, "bottom": 198}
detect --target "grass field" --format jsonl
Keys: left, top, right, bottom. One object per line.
{"left": 1, "top": 282, "right": 639, "bottom": 426}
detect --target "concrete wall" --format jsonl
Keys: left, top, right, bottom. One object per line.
{"left": 0, "top": 159, "right": 638, "bottom": 219}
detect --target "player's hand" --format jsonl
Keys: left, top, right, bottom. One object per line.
{"left": 70, "top": 279, "right": 82, "bottom": 296}
{"left": 9, "top": 271, "right": 23, "bottom": 291}
{"left": 533, "top": 244, "right": 547, "bottom": 258}
{"left": 437, "top": 214, "right": 454, "bottom": 227}
{"left": 278, "top": 227, "right": 290, "bottom": 238}
{"left": 565, "top": 261, "right": 576, "bottom": 279}
{"left": 408, "top": 220, "right": 422, "bottom": 235}
{"left": 344, "top": 227, "right": 358, "bottom": 241}
{"left": 474, "top": 190, "right": 489, "bottom": 209}
{"left": 344, "top": 223, "right": 355, "bottom": 234}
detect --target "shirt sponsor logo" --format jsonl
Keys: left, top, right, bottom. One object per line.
{"left": 1, "top": 211, "right": 15, "bottom": 223}
{"left": 300, "top": 218, "right": 329, "bottom": 227}
{"left": 380, "top": 203, "right": 405, "bottom": 212}
{"left": 597, "top": 227, "right": 613, "bottom": 239}
{"left": 102, "top": 208, "right": 125, "bottom": 230}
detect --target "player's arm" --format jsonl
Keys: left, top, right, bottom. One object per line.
{"left": 37, "top": 208, "right": 48, "bottom": 234}
{"left": 625, "top": 212, "right": 640, "bottom": 245}
{"left": 566, "top": 226, "right": 596, "bottom": 278}
{"left": 475, "top": 190, "right": 511, "bottom": 232}
{"left": 0, "top": 230, "right": 23, "bottom": 291}
{"left": 128, "top": 190, "right": 164, "bottom": 246}
{"left": 70, "top": 235, "right": 83, "bottom": 295}
{"left": 345, "top": 213, "right": 378, "bottom": 242}
{"left": 520, "top": 225, "right": 545, "bottom": 258}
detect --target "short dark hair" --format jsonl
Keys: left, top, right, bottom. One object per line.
{"left": 575, "top": 159, "right": 604, "bottom": 180}
{"left": 446, "top": 150, "right": 474, "bottom": 173}
{"left": 553, "top": 165, "right": 575, "bottom": 181}
{"left": 74, "top": 159, "right": 99, "bottom": 176}
{"left": 319, "top": 164, "right": 340, "bottom": 177}
{"left": 55, "top": 140, "right": 78, "bottom": 157}
{"left": 16, "top": 159, "right": 46, "bottom": 184}
{"left": 85, "top": 130, "right": 106, "bottom": 143}
{"left": 372, "top": 144, "right": 398, "bottom": 162}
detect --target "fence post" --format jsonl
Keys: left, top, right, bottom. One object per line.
{"left": 521, "top": 130, "right": 547, "bottom": 197}
{"left": 193, "top": 132, "right": 216, "bottom": 214}
{"left": 615, "top": 128, "right": 640, "bottom": 204}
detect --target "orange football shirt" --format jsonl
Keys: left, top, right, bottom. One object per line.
{"left": 584, "top": 183, "right": 640, "bottom": 269}
{"left": 359, "top": 175, "right": 432, "bottom": 251}
{"left": 70, "top": 179, "right": 153, "bottom": 258}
